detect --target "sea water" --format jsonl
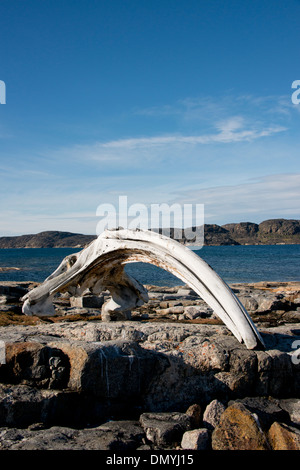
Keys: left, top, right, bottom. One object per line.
{"left": 0, "top": 244, "right": 299, "bottom": 286}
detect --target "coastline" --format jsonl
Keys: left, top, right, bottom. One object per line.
{"left": 0, "top": 218, "right": 300, "bottom": 248}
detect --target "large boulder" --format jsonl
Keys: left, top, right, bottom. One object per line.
{"left": 211, "top": 402, "right": 271, "bottom": 450}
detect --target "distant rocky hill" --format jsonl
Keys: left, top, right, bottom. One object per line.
{"left": 221, "top": 219, "right": 300, "bottom": 246}
{"left": 0, "top": 231, "right": 96, "bottom": 249}
{"left": 0, "top": 219, "right": 299, "bottom": 248}
{"left": 155, "top": 218, "right": 300, "bottom": 246}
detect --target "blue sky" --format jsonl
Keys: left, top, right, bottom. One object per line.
{"left": 0, "top": 0, "right": 300, "bottom": 235}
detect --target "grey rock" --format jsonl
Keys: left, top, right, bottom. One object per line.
{"left": 202, "top": 399, "right": 226, "bottom": 430}
{"left": 148, "top": 293, "right": 164, "bottom": 301}
{"left": 237, "top": 295, "right": 259, "bottom": 312}
{"left": 139, "top": 412, "right": 191, "bottom": 447}
{"left": 0, "top": 420, "right": 145, "bottom": 450}
{"left": 184, "top": 306, "right": 201, "bottom": 319}
{"left": 181, "top": 428, "right": 210, "bottom": 450}
{"left": 278, "top": 398, "right": 300, "bottom": 428}
{"left": 177, "top": 288, "right": 196, "bottom": 297}
{"left": 255, "top": 293, "right": 287, "bottom": 313}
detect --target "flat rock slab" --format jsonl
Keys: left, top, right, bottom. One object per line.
{"left": 0, "top": 420, "right": 145, "bottom": 450}
{"left": 0, "top": 319, "right": 299, "bottom": 349}
{"left": 0, "top": 321, "right": 299, "bottom": 418}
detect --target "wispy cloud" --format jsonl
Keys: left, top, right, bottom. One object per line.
{"left": 101, "top": 124, "right": 285, "bottom": 148}
{"left": 44, "top": 92, "right": 293, "bottom": 168}
{"left": 2, "top": 92, "right": 299, "bottom": 236}
{"left": 48, "top": 118, "right": 286, "bottom": 168}
{"left": 171, "top": 173, "right": 300, "bottom": 224}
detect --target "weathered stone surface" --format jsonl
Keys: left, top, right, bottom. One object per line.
{"left": 0, "top": 320, "right": 299, "bottom": 413}
{"left": 139, "top": 412, "right": 191, "bottom": 447}
{"left": 211, "top": 402, "right": 271, "bottom": 450}
{"left": 0, "top": 420, "right": 145, "bottom": 450}
{"left": 184, "top": 306, "right": 210, "bottom": 319}
{"left": 278, "top": 398, "right": 300, "bottom": 428}
{"left": 268, "top": 421, "right": 300, "bottom": 450}
{"left": 177, "top": 288, "right": 196, "bottom": 297}
{"left": 227, "top": 348, "right": 258, "bottom": 396}
{"left": 237, "top": 295, "right": 259, "bottom": 312}
{"left": 181, "top": 428, "right": 210, "bottom": 450}
{"left": 265, "top": 350, "right": 294, "bottom": 397}
{"left": 202, "top": 399, "right": 226, "bottom": 430}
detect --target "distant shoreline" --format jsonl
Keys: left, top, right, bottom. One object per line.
{"left": 0, "top": 242, "right": 299, "bottom": 250}
{"left": 0, "top": 218, "right": 299, "bottom": 248}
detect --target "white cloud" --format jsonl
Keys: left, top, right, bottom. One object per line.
{"left": 170, "top": 173, "right": 300, "bottom": 225}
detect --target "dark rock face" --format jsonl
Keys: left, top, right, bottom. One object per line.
{"left": 223, "top": 222, "right": 259, "bottom": 237}
{"left": 1, "top": 342, "right": 70, "bottom": 389}
{"left": 203, "top": 224, "right": 239, "bottom": 245}
{"left": 259, "top": 219, "right": 300, "bottom": 236}
{"left": 223, "top": 219, "right": 300, "bottom": 245}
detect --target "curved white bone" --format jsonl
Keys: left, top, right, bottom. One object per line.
{"left": 22, "top": 229, "right": 265, "bottom": 349}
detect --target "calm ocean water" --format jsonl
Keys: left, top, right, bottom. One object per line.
{"left": 0, "top": 244, "right": 299, "bottom": 286}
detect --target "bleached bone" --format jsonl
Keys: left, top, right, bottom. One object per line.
{"left": 22, "top": 229, "right": 265, "bottom": 349}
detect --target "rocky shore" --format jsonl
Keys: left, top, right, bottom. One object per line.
{"left": 0, "top": 280, "right": 299, "bottom": 450}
